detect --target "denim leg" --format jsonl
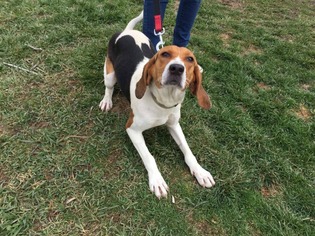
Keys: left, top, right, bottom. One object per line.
{"left": 143, "top": 0, "right": 168, "bottom": 48}
{"left": 173, "top": 0, "right": 202, "bottom": 47}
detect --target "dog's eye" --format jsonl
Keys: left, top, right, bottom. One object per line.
{"left": 186, "top": 56, "right": 194, "bottom": 62}
{"left": 161, "top": 52, "right": 170, "bottom": 58}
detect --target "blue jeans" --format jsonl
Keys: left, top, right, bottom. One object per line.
{"left": 143, "top": 0, "right": 202, "bottom": 48}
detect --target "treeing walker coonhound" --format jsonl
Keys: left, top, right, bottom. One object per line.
{"left": 99, "top": 12, "right": 215, "bottom": 199}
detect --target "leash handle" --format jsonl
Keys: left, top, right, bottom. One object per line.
{"left": 154, "top": 15, "right": 162, "bottom": 32}
{"left": 153, "top": 0, "right": 163, "bottom": 32}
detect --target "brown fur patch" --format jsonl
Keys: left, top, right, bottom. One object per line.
{"left": 105, "top": 56, "right": 114, "bottom": 74}
{"left": 135, "top": 55, "right": 156, "bottom": 99}
{"left": 125, "top": 110, "right": 134, "bottom": 129}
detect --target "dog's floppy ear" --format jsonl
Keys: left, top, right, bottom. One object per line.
{"left": 189, "top": 65, "right": 212, "bottom": 109}
{"left": 135, "top": 56, "right": 156, "bottom": 99}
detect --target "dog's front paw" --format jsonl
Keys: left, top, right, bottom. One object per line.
{"left": 99, "top": 96, "right": 113, "bottom": 112}
{"left": 148, "top": 173, "right": 169, "bottom": 199}
{"left": 190, "top": 165, "right": 215, "bottom": 188}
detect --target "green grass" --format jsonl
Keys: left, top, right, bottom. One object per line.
{"left": 1, "top": 0, "right": 314, "bottom": 235}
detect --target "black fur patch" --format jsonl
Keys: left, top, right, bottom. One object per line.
{"left": 142, "top": 42, "right": 156, "bottom": 58}
{"left": 107, "top": 34, "right": 155, "bottom": 101}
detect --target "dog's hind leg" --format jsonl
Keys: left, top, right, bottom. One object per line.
{"left": 99, "top": 56, "right": 116, "bottom": 112}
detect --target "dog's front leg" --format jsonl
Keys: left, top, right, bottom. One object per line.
{"left": 126, "top": 127, "right": 169, "bottom": 199}
{"left": 167, "top": 123, "right": 215, "bottom": 188}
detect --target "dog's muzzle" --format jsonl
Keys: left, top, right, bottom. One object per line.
{"left": 165, "top": 63, "right": 185, "bottom": 87}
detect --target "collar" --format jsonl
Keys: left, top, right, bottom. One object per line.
{"left": 150, "top": 91, "right": 178, "bottom": 109}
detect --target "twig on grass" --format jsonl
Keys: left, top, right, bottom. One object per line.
{"left": 66, "top": 135, "right": 90, "bottom": 139}
{"left": 30, "top": 61, "right": 40, "bottom": 70}
{"left": 25, "top": 44, "right": 43, "bottom": 51}
{"left": 65, "top": 197, "right": 76, "bottom": 205}
{"left": 30, "top": 61, "right": 46, "bottom": 74}
{"left": 3, "top": 62, "right": 39, "bottom": 75}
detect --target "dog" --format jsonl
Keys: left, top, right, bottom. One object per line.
{"left": 99, "top": 12, "right": 215, "bottom": 198}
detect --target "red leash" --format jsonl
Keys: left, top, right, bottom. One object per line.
{"left": 153, "top": 0, "right": 165, "bottom": 51}
{"left": 153, "top": 0, "right": 163, "bottom": 32}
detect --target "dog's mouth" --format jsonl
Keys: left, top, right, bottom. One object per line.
{"left": 164, "top": 75, "right": 183, "bottom": 87}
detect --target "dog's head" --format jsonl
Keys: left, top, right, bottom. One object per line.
{"left": 135, "top": 45, "right": 211, "bottom": 109}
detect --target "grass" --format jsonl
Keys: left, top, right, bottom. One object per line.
{"left": 0, "top": 0, "right": 314, "bottom": 235}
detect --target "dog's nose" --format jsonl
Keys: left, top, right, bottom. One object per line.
{"left": 169, "top": 64, "right": 184, "bottom": 75}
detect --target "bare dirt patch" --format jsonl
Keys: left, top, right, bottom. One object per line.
{"left": 261, "top": 184, "right": 282, "bottom": 198}
{"left": 184, "top": 210, "right": 227, "bottom": 236}
{"left": 219, "top": 33, "right": 232, "bottom": 47}
{"left": 111, "top": 93, "right": 130, "bottom": 114}
{"left": 30, "top": 121, "right": 51, "bottom": 129}
{"left": 256, "top": 82, "right": 271, "bottom": 91}
{"left": 174, "top": 0, "right": 180, "bottom": 12}
{"left": 294, "top": 104, "right": 312, "bottom": 121}
{"left": 252, "top": 82, "right": 271, "bottom": 94}
{"left": 278, "top": 34, "right": 295, "bottom": 43}
{"left": 301, "top": 84, "right": 311, "bottom": 91}
{"left": 195, "top": 219, "right": 227, "bottom": 236}
{"left": 241, "top": 44, "right": 263, "bottom": 56}
{"left": 0, "top": 125, "right": 6, "bottom": 136}
{"left": 101, "top": 146, "right": 124, "bottom": 181}
{"left": 219, "top": 0, "right": 245, "bottom": 9}
{"left": 0, "top": 124, "right": 14, "bottom": 137}
{"left": 0, "top": 166, "right": 9, "bottom": 186}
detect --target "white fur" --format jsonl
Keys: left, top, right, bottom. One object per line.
{"left": 124, "top": 11, "right": 143, "bottom": 31}
{"left": 115, "top": 30, "right": 151, "bottom": 50}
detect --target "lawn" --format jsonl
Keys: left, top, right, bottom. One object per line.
{"left": 0, "top": 0, "right": 314, "bottom": 235}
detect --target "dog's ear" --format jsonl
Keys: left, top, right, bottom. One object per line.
{"left": 135, "top": 56, "right": 156, "bottom": 99}
{"left": 189, "top": 65, "right": 212, "bottom": 109}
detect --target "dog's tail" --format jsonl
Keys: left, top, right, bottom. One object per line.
{"left": 124, "top": 11, "right": 143, "bottom": 31}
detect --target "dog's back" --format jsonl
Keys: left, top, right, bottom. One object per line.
{"left": 106, "top": 13, "right": 155, "bottom": 101}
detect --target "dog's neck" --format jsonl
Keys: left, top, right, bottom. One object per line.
{"left": 149, "top": 84, "right": 185, "bottom": 109}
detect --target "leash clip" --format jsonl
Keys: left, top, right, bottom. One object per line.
{"left": 154, "top": 28, "right": 165, "bottom": 51}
